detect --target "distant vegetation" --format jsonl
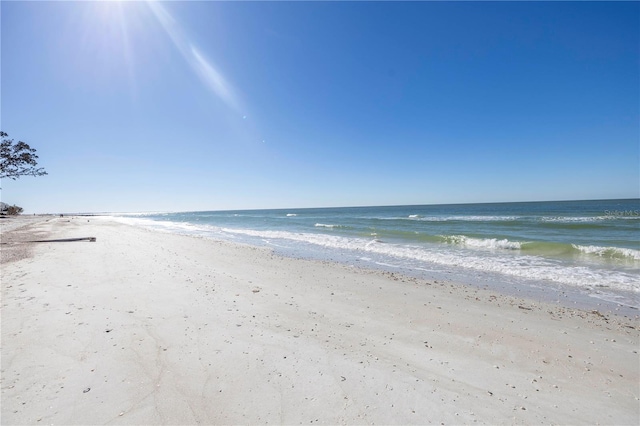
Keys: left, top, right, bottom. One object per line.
{"left": 0, "top": 202, "right": 23, "bottom": 216}
{"left": 1, "top": 131, "right": 47, "bottom": 215}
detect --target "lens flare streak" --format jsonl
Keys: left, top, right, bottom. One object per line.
{"left": 146, "top": 0, "right": 240, "bottom": 111}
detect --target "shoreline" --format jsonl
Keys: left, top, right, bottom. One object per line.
{"left": 2, "top": 217, "right": 639, "bottom": 424}
{"left": 110, "top": 200, "right": 640, "bottom": 317}
{"left": 273, "top": 244, "right": 640, "bottom": 318}
{"left": 112, "top": 213, "right": 640, "bottom": 317}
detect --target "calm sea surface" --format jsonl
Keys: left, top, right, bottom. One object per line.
{"left": 114, "top": 199, "right": 639, "bottom": 311}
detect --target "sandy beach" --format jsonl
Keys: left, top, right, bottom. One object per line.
{"left": 1, "top": 216, "right": 638, "bottom": 425}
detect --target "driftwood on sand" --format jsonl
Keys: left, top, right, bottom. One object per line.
{"left": 1, "top": 237, "right": 96, "bottom": 244}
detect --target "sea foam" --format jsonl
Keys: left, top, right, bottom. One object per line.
{"left": 193, "top": 225, "right": 639, "bottom": 294}
{"left": 441, "top": 235, "right": 522, "bottom": 250}
{"left": 573, "top": 244, "right": 640, "bottom": 261}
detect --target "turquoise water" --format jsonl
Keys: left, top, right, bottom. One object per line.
{"left": 115, "top": 199, "right": 639, "bottom": 310}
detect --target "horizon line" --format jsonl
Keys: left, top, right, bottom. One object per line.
{"left": 23, "top": 197, "right": 640, "bottom": 216}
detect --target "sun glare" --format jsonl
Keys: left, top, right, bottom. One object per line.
{"left": 76, "top": 2, "right": 130, "bottom": 64}
{"left": 65, "top": 0, "right": 242, "bottom": 112}
{"left": 69, "top": 0, "right": 156, "bottom": 95}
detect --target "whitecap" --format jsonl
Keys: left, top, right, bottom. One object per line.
{"left": 573, "top": 244, "right": 640, "bottom": 261}
{"left": 441, "top": 235, "right": 522, "bottom": 250}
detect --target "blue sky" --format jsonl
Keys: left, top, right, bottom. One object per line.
{"left": 2, "top": 0, "right": 638, "bottom": 213}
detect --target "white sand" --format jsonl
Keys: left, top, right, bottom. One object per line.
{"left": 2, "top": 217, "right": 638, "bottom": 425}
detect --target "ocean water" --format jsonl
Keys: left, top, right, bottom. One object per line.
{"left": 114, "top": 199, "right": 640, "bottom": 311}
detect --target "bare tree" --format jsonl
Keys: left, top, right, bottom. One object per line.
{"left": 0, "top": 131, "right": 47, "bottom": 180}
